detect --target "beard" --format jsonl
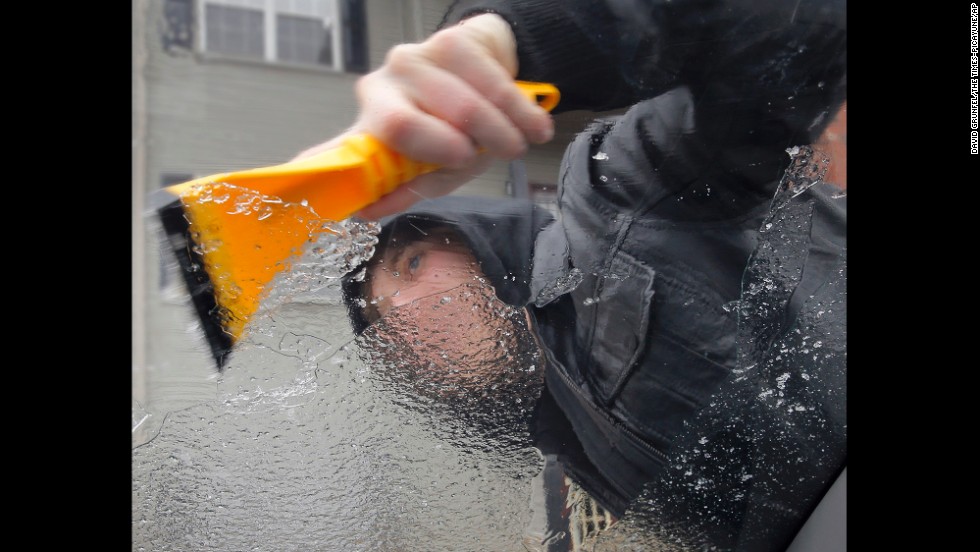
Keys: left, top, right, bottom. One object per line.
{"left": 355, "top": 282, "right": 545, "bottom": 412}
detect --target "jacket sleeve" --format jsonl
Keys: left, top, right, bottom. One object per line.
{"left": 440, "top": 0, "right": 846, "bottom": 142}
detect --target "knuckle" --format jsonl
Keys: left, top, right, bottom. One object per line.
{"left": 484, "top": 83, "right": 516, "bottom": 110}
{"left": 428, "top": 28, "right": 463, "bottom": 53}
{"left": 353, "top": 73, "right": 376, "bottom": 99}
{"left": 380, "top": 114, "right": 414, "bottom": 145}
{"left": 384, "top": 43, "right": 419, "bottom": 72}
{"left": 452, "top": 98, "right": 483, "bottom": 128}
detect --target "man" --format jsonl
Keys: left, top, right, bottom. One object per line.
{"left": 349, "top": 208, "right": 548, "bottom": 401}
{"left": 342, "top": 195, "right": 624, "bottom": 550}
{"left": 304, "top": 1, "right": 846, "bottom": 548}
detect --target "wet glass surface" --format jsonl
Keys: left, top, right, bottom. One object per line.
{"left": 134, "top": 1, "right": 846, "bottom": 550}
{"left": 135, "top": 194, "right": 551, "bottom": 550}
{"left": 132, "top": 300, "right": 547, "bottom": 551}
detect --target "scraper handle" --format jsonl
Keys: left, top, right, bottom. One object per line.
{"left": 163, "top": 82, "right": 560, "bottom": 222}
{"left": 342, "top": 81, "right": 561, "bottom": 200}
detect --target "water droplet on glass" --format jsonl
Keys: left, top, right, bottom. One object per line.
{"left": 776, "top": 373, "right": 790, "bottom": 389}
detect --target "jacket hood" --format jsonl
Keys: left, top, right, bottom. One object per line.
{"left": 341, "top": 195, "right": 556, "bottom": 334}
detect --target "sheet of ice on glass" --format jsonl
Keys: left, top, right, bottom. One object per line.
{"left": 589, "top": 146, "right": 847, "bottom": 552}
{"left": 133, "top": 201, "right": 546, "bottom": 551}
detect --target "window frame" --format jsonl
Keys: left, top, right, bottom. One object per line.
{"left": 197, "top": 0, "right": 344, "bottom": 71}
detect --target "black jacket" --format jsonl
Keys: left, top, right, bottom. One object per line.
{"left": 347, "top": 153, "right": 844, "bottom": 552}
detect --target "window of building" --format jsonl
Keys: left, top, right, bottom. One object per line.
{"left": 196, "top": 0, "right": 366, "bottom": 72}
{"left": 162, "top": 0, "right": 195, "bottom": 52}
{"left": 203, "top": 1, "right": 266, "bottom": 60}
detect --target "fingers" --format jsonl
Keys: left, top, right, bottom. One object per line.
{"left": 296, "top": 13, "right": 556, "bottom": 219}
{"left": 356, "top": 15, "right": 554, "bottom": 167}
{"left": 418, "top": 27, "right": 554, "bottom": 146}
{"left": 356, "top": 68, "right": 479, "bottom": 168}
{"left": 358, "top": 63, "right": 527, "bottom": 166}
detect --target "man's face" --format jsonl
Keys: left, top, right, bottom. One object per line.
{"left": 366, "top": 227, "right": 483, "bottom": 317}
{"left": 356, "top": 225, "right": 543, "bottom": 399}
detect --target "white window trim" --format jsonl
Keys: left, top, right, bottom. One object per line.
{"left": 197, "top": 0, "right": 342, "bottom": 71}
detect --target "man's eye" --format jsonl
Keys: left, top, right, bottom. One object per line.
{"left": 408, "top": 254, "right": 422, "bottom": 273}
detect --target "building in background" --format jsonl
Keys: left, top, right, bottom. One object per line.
{"left": 132, "top": 0, "right": 574, "bottom": 409}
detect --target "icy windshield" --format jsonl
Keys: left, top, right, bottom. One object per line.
{"left": 133, "top": 1, "right": 846, "bottom": 550}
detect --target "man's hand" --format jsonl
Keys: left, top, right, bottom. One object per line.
{"left": 291, "top": 13, "right": 554, "bottom": 220}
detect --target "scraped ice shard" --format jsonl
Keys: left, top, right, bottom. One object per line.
{"left": 533, "top": 267, "right": 584, "bottom": 307}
